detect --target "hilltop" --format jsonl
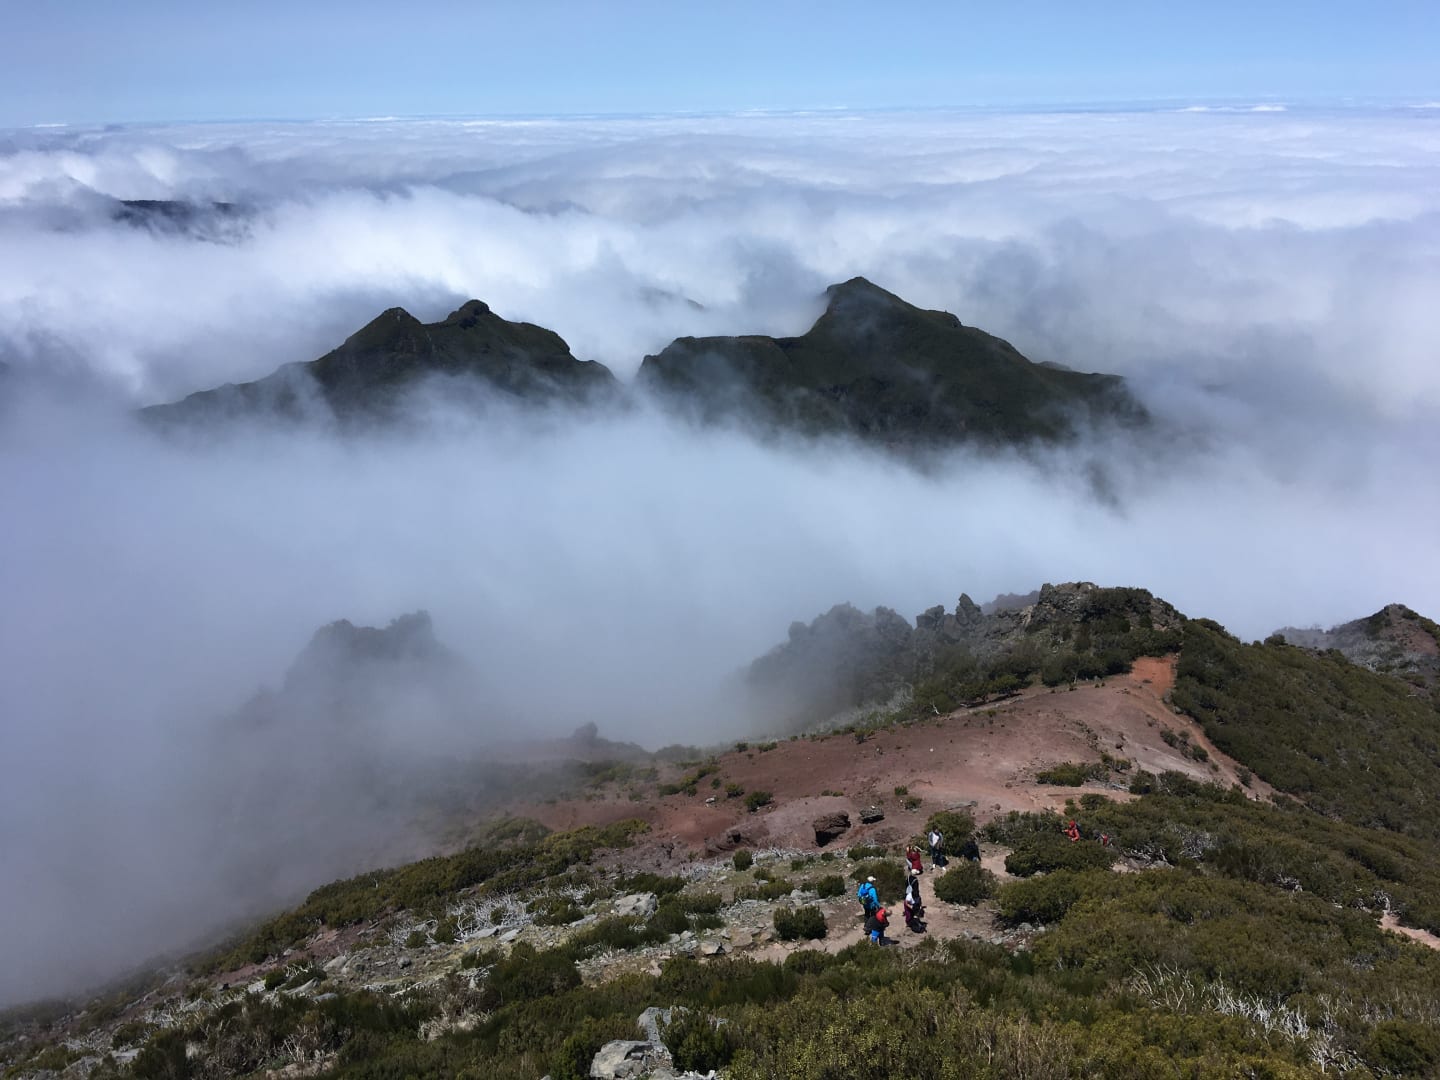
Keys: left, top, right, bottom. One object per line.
{"left": 6, "top": 585, "right": 1440, "bottom": 1079}
{"left": 139, "top": 279, "right": 1147, "bottom": 453}
{"left": 1274, "top": 603, "right": 1440, "bottom": 688}
{"left": 638, "top": 277, "right": 1148, "bottom": 448}
{"left": 141, "top": 301, "right": 618, "bottom": 429}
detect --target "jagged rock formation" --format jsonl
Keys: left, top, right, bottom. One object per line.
{"left": 638, "top": 276, "right": 1147, "bottom": 448}
{"left": 1273, "top": 603, "right": 1440, "bottom": 687}
{"left": 746, "top": 602, "right": 916, "bottom": 725}
{"left": 142, "top": 300, "right": 617, "bottom": 428}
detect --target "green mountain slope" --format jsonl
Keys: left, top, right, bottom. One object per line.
{"left": 639, "top": 277, "right": 1148, "bottom": 447}
{"left": 142, "top": 300, "right": 618, "bottom": 428}
{"left": 1172, "top": 619, "right": 1440, "bottom": 843}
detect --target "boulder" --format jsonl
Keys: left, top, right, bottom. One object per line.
{"left": 615, "top": 892, "right": 659, "bottom": 918}
{"left": 812, "top": 811, "right": 851, "bottom": 846}
{"left": 590, "top": 1039, "right": 658, "bottom": 1079}
{"left": 859, "top": 806, "right": 885, "bottom": 824}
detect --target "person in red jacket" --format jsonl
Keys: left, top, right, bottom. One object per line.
{"left": 905, "top": 845, "right": 924, "bottom": 876}
{"left": 1066, "top": 819, "right": 1081, "bottom": 843}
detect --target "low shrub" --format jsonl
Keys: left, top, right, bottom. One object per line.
{"left": 773, "top": 906, "right": 827, "bottom": 941}
{"left": 813, "top": 874, "right": 846, "bottom": 898}
{"left": 732, "top": 849, "right": 754, "bottom": 872}
{"left": 933, "top": 862, "right": 997, "bottom": 905}
{"left": 1035, "top": 761, "right": 1106, "bottom": 786}
{"left": 746, "top": 790, "right": 773, "bottom": 812}
{"left": 995, "top": 872, "right": 1085, "bottom": 926}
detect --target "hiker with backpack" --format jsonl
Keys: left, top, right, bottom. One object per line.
{"left": 928, "top": 826, "right": 946, "bottom": 867}
{"left": 867, "top": 904, "right": 889, "bottom": 944}
{"left": 903, "top": 869, "right": 925, "bottom": 932}
{"left": 959, "top": 836, "right": 981, "bottom": 863}
{"left": 857, "top": 876, "right": 879, "bottom": 920}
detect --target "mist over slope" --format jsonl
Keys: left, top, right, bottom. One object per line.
{"left": 3, "top": 106, "right": 1439, "bottom": 1006}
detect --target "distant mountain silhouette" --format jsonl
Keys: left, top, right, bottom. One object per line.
{"left": 638, "top": 277, "right": 1147, "bottom": 447}
{"left": 142, "top": 279, "right": 1144, "bottom": 448}
{"left": 142, "top": 301, "right": 618, "bottom": 429}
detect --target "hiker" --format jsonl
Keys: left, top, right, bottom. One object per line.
{"left": 928, "top": 826, "right": 946, "bottom": 867}
{"left": 867, "top": 904, "right": 889, "bottom": 944}
{"left": 905, "top": 844, "right": 924, "bottom": 876}
{"left": 857, "top": 876, "right": 879, "bottom": 919}
{"left": 1099, "top": 832, "right": 1112, "bottom": 847}
{"left": 959, "top": 836, "right": 981, "bottom": 862}
{"left": 903, "top": 869, "right": 925, "bottom": 932}
{"left": 1066, "top": 819, "right": 1081, "bottom": 843}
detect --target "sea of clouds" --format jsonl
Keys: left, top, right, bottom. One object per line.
{"left": 3, "top": 105, "right": 1439, "bottom": 1003}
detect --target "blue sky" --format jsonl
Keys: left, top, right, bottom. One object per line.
{"left": 3, "top": 0, "right": 1438, "bottom": 125}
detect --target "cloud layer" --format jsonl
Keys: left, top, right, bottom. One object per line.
{"left": 2, "top": 106, "right": 1438, "bottom": 1004}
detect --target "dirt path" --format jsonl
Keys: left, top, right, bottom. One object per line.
{"left": 1382, "top": 911, "right": 1440, "bottom": 951}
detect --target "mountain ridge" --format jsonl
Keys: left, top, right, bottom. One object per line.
{"left": 140, "top": 278, "right": 1148, "bottom": 450}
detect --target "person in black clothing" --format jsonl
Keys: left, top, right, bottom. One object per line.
{"left": 960, "top": 837, "right": 981, "bottom": 863}
{"left": 903, "top": 869, "right": 925, "bottom": 932}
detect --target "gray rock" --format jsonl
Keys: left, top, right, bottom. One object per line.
{"left": 615, "top": 892, "right": 659, "bottom": 918}
{"left": 637, "top": 1006, "right": 674, "bottom": 1045}
{"left": 473, "top": 926, "right": 499, "bottom": 939}
{"left": 589, "top": 1039, "right": 656, "bottom": 1079}
{"left": 859, "top": 806, "right": 885, "bottom": 824}
{"left": 322, "top": 954, "right": 348, "bottom": 974}
{"left": 699, "top": 941, "right": 725, "bottom": 957}
{"left": 498, "top": 928, "right": 522, "bottom": 944}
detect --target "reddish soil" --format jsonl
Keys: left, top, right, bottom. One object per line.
{"left": 515, "top": 655, "right": 1273, "bottom": 862}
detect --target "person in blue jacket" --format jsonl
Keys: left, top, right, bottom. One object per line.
{"left": 857, "top": 876, "right": 879, "bottom": 920}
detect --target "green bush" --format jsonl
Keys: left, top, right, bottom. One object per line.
{"left": 813, "top": 874, "right": 846, "bottom": 898}
{"left": 995, "top": 871, "right": 1086, "bottom": 926}
{"left": 773, "top": 906, "right": 827, "bottom": 941}
{"left": 933, "top": 862, "right": 997, "bottom": 905}
{"left": 1004, "top": 831, "right": 1116, "bottom": 876}
{"left": 745, "top": 790, "right": 773, "bottom": 811}
{"left": 924, "top": 809, "right": 975, "bottom": 847}
{"left": 732, "top": 849, "right": 754, "bottom": 871}
{"left": 847, "top": 844, "right": 886, "bottom": 859}
{"left": 756, "top": 879, "right": 795, "bottom": 901}
{"left": 663, "top": 1008, "right": 736, "bottom": 1073}
{"left": 1035, "top": 761, "right": 1106, "bottom": 786}
{"left": 849, "top": 860, "right": 906, "bottom": 904}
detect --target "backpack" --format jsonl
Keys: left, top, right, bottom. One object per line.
{"left": 874, "top": 907, "right": 888, "bottom": 927}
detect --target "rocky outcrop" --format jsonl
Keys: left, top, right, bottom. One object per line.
{"left": 812, "top": 811, "right": 851, "bottom": 846}
{"left": 1274, "top": 604, "right": 1440, "bottom": 687}
{"left": 614, "top": 893, "right": 659, "bottom": 918}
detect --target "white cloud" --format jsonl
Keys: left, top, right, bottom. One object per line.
{"left": 1, "top": 105, "right": 1438, "bottom": 1004}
